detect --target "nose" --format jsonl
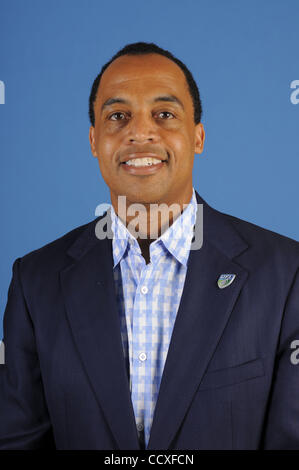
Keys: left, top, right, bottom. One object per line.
{"left": 126, "top": 111, "right": 157, "bottom": 143}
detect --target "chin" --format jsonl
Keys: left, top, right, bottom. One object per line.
{"left": 129, "top": 190, "right": 166, "bottom": 206}
{"left": 115, "top": 185, "right": 162, "bottom": 204}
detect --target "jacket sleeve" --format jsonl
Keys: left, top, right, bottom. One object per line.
{"left": 0, "top": 258, "right": 56, "bottom": 449}
{"left": 262, "top": 265, "right": 299, "bottom": 449}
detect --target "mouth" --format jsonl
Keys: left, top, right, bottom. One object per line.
{"left": 120, "top": 153, "right": 169, "bottom": 175}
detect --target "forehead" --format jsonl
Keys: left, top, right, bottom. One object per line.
{"left": 97, "top": 53, "right": 191, "bottom": 103}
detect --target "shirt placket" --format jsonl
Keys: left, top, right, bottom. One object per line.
{"left": 131, "top": 255, "right": 156, "bottom": 445}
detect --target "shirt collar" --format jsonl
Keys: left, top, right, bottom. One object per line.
{"left": 110, "top": 187, "right": 198, "bottom": 268}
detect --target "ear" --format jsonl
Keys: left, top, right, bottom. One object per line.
{"left": 89, "top": 126, "right": 98, "bottom": 158}
{"left": 194, "top": 122, "right": 205, "bottom": 155}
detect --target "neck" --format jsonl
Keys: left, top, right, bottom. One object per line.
{"left": 111, "top": 187, "right": 193, "bottom": 240}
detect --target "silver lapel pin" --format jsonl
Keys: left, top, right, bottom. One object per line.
{"left": 217, "top": 273, "right": 236, "bottom": 289}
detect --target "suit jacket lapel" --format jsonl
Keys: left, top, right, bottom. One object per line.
{"left": 147, "top": 192, "right": 249, "bottom": 449}
{"left": 60, "top": 217, "right": 140, "bottom": 450}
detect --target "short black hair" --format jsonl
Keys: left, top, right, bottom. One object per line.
{"left": 88, "top": 42, "right": 202, "bottom": 126}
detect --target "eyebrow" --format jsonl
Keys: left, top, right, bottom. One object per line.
{"left": 101, "top": 97, "right": 128, "bottom": 111}
{"left": 154, "top": 95, "right": 184, "bottom": 110}
{"left": 101, "top": 94, "right": 184, "bottom": 112}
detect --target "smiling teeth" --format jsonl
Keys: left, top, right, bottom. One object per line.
{"left": 125, "top": 157, "right": 162, "bottom": 167}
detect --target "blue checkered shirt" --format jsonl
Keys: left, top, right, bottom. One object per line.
{"left": 110, "top": 188, "right": 197, "bottom": 448}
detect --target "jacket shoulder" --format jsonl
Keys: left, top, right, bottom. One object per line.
{"left": 225, "top": 210, "right": 298, "bottom": 245}
{"left": 220, "top": 208, "right": 299, "bottom": 262}
{"left": 17, "top": 217, "right": 99, "bottom": 274}
{"left": 196, "top": 190, "right": 299, "bottom": 258}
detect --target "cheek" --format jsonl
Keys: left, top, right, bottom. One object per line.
{"left": 96, "top": 136, "right": 117, "bottom": 172}
{"left": 97, "top": 134, "right": 114, "bottom": 157}
{"left": 167, "top": 132, "right": 193, "bottom": 166}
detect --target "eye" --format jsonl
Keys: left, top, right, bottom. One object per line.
{"left": 156, "top": 111, "right": 175, "bottom": 119}
{"left": 108, "top": 112, "right": 127, "bottom": 121}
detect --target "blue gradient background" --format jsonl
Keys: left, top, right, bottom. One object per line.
{"left": 0, "top": 0, "right": 298, "bottom": 338}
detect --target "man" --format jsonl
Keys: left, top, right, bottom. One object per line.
{"left": 1, "top": 41, "right": 299, "bottom": 450}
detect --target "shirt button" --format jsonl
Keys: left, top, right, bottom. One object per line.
{"left": 137, "top": 423, "right": 144, "bottom": 432}
{"left": 139, "top": 352, "right": 147, "bottom": 362}
{"left": 141, "top": 286, "right": 148, "bottom": 294}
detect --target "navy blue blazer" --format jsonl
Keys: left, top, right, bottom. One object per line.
{"left": 1, "top": 190, "right": 299, "bottom": 450}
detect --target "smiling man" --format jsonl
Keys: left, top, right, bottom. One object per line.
{"left": 89, "top": 47, "right": 204, "bottom": 263}
{"left": 1, "top": 42, "right": 299, "bottom": 450}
